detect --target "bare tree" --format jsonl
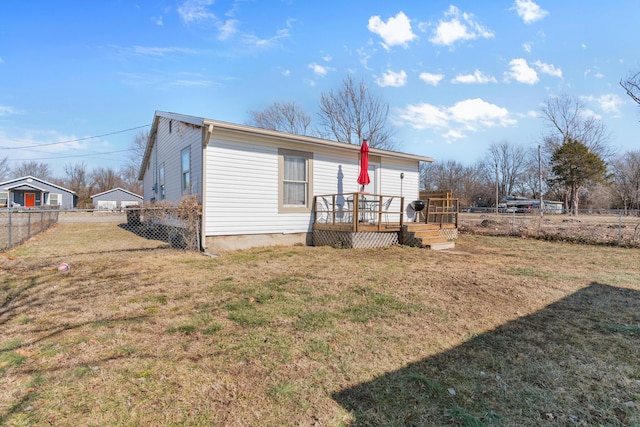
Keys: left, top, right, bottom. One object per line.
{"left": 484, "top": 141, "right": 528, "bottom": 199}
{"left": 119, "top": 163, "right": 143, "bottom": 195}
{"left": 247, "top": 101, "right": 312, "bottom": 135}
{"left": 620, "top": 71, "right": 640, "bottom": 105}
{"left": 0, "top": 156, "right": 10, "bottom": 181}
{"left": 92, "top": 167, "right": 123, "bottom": 194}
{"left": 540, "top": 94, "right": 614, "bottom": 160}
{"left": 318, "top": 75, "right": 397, "bottom": 150}
{"left": 127, "top": 130, "right": 149, "bottom": 176}
{"left": 12, "top": 161, "right": 52, "bottom": 180}
{"left": 611, "top": 150, "right": 640, "bottom": 212}
{"left": 420, "top": 160, "right": 488, "bottom": 207}
{"left": 64, "top": 162, "right": 92, "bottom": 208}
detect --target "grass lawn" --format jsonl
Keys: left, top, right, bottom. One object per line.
{"left": 1, "top": 221, "right": 639, "bottom": 426}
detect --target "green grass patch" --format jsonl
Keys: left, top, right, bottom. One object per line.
{"left": 596, "top": 323, "right": 640, "bottom": 334}
{"left": 0, "top": 350, "right": 27, "bottom": 372}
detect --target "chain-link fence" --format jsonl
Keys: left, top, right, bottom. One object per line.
{"left": 0, "top": 208, "right": 60, "bottom": 250}
{"left": 459, "top": 209, "right": 640, "bottom": 247}
{"left": 0, "top": 202, "right": 201, "bottom": 251}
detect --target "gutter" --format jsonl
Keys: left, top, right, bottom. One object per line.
{"left": 200, "top": 123, "right": 214, "bottom": 251}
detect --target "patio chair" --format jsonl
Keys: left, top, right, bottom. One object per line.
{"left": 382, "top": 196, "right": 394, "bottom": 225}
{"left": 317, "top": 196, "right": 332, "bottom": 224}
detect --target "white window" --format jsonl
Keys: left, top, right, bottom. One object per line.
{"left": 0, "top": 192, "right": 7, "bottom": 207}
{"left": 159, "top": 162, "right": 166, "bottom": 200}
{"left": 181, "top": 147, "right": 191, "bottom": 194}
{"left": 279, "top": 149, "right": 312, "bottom": 212}
{"left": 48, "top": 193, "right": 61, "bottom": 206}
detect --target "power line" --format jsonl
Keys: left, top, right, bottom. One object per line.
{"left": 8, "top": 148, "right": 136, "bottom": 161}
{"left": 0, "top": 124, "right": 150, "bottom": 150}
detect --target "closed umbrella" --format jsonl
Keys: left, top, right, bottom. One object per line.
{"left": 357, "top": 140, "right": 370, "bottom": 192}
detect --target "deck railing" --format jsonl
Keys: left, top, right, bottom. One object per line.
{"left": 313, "top": 193, "right": 404, "bottom": 232}
{"left": 423, "top": 197, "right": 459, "bottom": 228}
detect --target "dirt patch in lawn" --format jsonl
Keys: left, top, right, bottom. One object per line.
{"left": 0, "top": 221, "right": 639, "bottom": 426}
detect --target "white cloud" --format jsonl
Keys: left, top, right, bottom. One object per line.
{"left": 448, "top": 98, "right": 515, "bottom": 128}
{"left": 376, "top": 70, "right": 408, "bottom": 87}
{"left": 429, "top": 6, "right": 494, "bottom": 47}
{"left": 281, "top": 69, "right": 291, "bottom": 77}
{"left": 242, "top": 28, "right": 290, "bottom": 48}
{"left": 533, "top": 60, "right": 562, "bottom": 78}
{"left": 451, "top": 69, "right": 497, "bottom": 84}
{"left": 218, "top": 19, "right": 239, "bottom": 40}
{"left": 308, "top": 63, "right": 328, "bottom": 76}
{"left": 398, "top": 103, "right": 449, "bottom": 129}
{"left": 595, "top": 72, "right": 604, "bottom": 79}
{"left": 597, "top": 94, "right": 623, "bottom": 114}
{"left": 368, "top": 11, "right": 417, "bottom": 50}
{"left": 512, "top": 0, "right": 549, "bottom": 24}
{"left": 177, "top": 0, "right": 215, "bottom": 23}
{"left": 583, "top": 94, "right": 624, "bottom": 115}
{"left": 504, "top": 58, "right": 539, "bottom": 84}
{"left": 398, "top": 98, "right": 515, "bottom": 140}
{"left": 0, "top": 105, "right": 19, "bottom": 116}
{"left": 523, "top": 42, "right": 532, "bottom": 53}
{"left": 131, "top": 46, "right": 200, "bottom": 57}
{"left": 152, "top": 15, "right": 164, "bottom": 26}
{"left": 419, "top": 72, "right": 444, "bottom": 86}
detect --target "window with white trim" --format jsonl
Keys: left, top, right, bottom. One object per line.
{"left": 0, "top": 192, "right": 7, "bottom": 207}
{"left": 181, "top": 147, "right": 191, "bottom": 194}
{"left": 48, "top": 193, "right": 61, "bottom": 206}
{"left": 279, "top": 148, "right": 312, "bottom": 212}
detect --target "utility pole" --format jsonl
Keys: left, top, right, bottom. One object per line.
{"left": 538, "top": 145, "right": 544, "bottom": 218}
{"left": 495, "top": 164, "right": 499, "bottom": 216}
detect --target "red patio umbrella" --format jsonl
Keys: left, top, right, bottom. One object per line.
{"left": 357, "top": 140, "right": 370, "bottom": 191}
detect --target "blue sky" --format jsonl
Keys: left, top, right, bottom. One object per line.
{"left": 1, "top": 0, "right": 639, "bottom": 178}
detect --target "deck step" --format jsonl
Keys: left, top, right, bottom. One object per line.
{"left": 425, "top": 241, "right": 456, "bottom": 250}
{"left": 413, "top": 230, "right": 442, "bottom": 238}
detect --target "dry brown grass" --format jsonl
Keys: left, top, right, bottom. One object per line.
{"left": 1, "top": 221, "right": 639, "bottom": 426}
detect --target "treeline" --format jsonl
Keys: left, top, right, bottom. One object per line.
{"left": 421, "top": 142, "right": 640, "bottom": 213}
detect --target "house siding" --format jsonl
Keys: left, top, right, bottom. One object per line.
{"left": 143, "top": 116, "right": 203, "bottom": 204}
{"left": 91, "top": 188, "right": 143, "bottom": 208}
{"left": 204, "top": 129, "right": 422, "bottom": 237}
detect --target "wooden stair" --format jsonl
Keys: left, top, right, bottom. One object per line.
{"left": 403, "top": 223, "right": 455, "bottom": 250}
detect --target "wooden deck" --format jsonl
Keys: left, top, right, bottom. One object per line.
{"left": 312, "top": 193, "right": 459, "bottom": 249}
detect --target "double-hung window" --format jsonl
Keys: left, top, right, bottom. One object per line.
{"left": 48, "top": 193, "right": 61, "bottom": 206}
{"left": 181, "top": 147, "right": 191, "bottom": 194}
{"left": 279, "top": 149, "right": 312, "bottom": 212}
{"left": 0, "top": 192, "right": 8, "bottom": 207}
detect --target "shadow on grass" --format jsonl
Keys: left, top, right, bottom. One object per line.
{"left": 333, "top": 282, "right": 640, "bottom": 426}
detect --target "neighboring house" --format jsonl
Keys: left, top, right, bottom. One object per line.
{"left": 0, "top": 176, "right": 76, "bottom": 209}
{"left": 91, "top": 188, "right": 143, "bottom": 210}
{"left": 139, "top": 111, "right": 434, "bottom": 251}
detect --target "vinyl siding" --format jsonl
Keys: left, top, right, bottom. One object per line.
{"left": 204, "top": 130, "right": 422, "bottom": 236}
{"left": 143, "top": 116, "right": 203, "bottom": 203}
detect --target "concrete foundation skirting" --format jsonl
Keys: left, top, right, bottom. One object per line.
{"left": 205, "top": 232, "right": 310, "bottom": 251}
{"left": 313, "top": 230, "right": 400, "bottom": 248}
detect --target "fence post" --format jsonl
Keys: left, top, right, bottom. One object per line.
{"left": 8, "top": 209, "right": 12, "bottom": 248}
{"left": 27, "top": 211, "right": 31, "bottom": 239}
{"left": 618, "top": 210, "right": 622, "bottom": 247}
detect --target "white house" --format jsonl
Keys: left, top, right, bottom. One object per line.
{"left": 139, "top": 111, "right": 434, "bottom": 251}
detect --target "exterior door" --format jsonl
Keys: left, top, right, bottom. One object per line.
{"left": 24, "top": 193, "right": 35, "bottom": 207}
{"left": 362, "top": 163, "right": 379, "bottom": 194}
